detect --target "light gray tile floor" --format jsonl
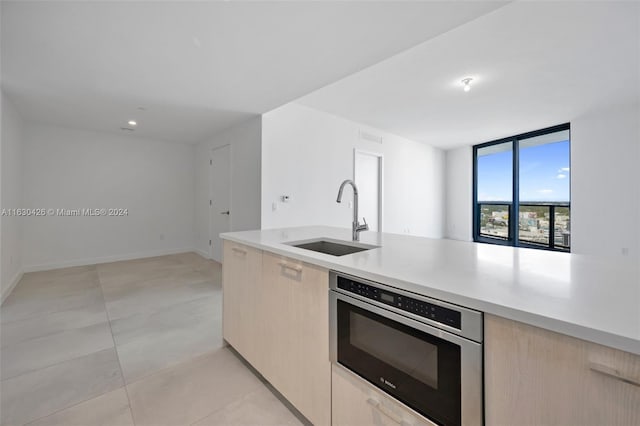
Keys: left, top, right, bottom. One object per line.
{"left": 0, "top": 253, "right": 301, "bottom": 426}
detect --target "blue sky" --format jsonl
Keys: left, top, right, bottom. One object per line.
{"left": 478, "top": 140, "right": 570, "bottom": 202}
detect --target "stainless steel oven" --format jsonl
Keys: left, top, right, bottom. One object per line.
{"left": 329, "top": 271, "right": 483, "bottom": 426}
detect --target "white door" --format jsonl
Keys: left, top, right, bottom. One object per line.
{"left": 210, "top": 145, "right": 231, "bottom": 262}
{"left": 354, "top": 150, "right": 382, "bottom": 232}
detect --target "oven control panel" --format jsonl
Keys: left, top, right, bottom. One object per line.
{"left": 337, "top": 275, "right": 461, "bottom": 329}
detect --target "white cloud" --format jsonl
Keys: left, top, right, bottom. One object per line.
{"left": 560, "top": 167, "right": 570, "bottom": 172}
{"left": 538, "top": 189, "right": 553, "bottom": 194}
{"left": 557, "top": 174, "right": 566, "bottom": 179}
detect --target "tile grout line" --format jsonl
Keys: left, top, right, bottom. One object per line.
{"left": 20, "top": 385, "right": 130, "bottom": 426}
{"left": 97, "top": 259, "right": 222, "bottom": 388}
{"left": 0, "top": 275, "right": 111, "bottom": 383}
{"left": 95, "top": 267, "right": 138, "bottom": 426}
{"left": 0, "top": 343, "right": 114, "bottom": 383}
{"left": 97, "top": 260, "right": 216, "bottom": 289}
{"left": 95, "top": 258, "right": 219, "bottom": 424}
{"left": 0, "top": 312, "right": 106, "bottom": 340}
{"left": 98, "top": 275, "right": 219, "bottom": 322}
{"left": 8, "top": 270, "right": 118, "bottom": 426}
{"left": 185, "top": 387, "right": 257, "bottom": 426}
{"left": 0, "top": 282, "right": 104, "bottom": 326}
{"left": 117, "top": 339, "right": 226, "bottom": 388}
{"left": 105, "top": 284, "right": 218, "bottom": 323}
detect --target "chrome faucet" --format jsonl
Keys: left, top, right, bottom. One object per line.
{"left": 336, "top": 179, "right": 369, "bottom": 241}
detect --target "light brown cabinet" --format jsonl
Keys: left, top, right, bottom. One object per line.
{"left": 261, "top": 251, "right": 331, "bottom": 426}
{"left": 485, "top": 314, "right": 640, "bottom": 426}
{"left": 222, "top": 243, "right": 330, "bottom": 426}
{"left": 332, "top": 364, "right": 437, "bottom": 426}
{"left": 222, "top": 241, "right": 264, "bottom": 372}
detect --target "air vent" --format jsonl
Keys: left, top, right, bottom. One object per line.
{"left": 359, "top": 129, "right": 383, "bottom": 144}
{"left": 120, "top": 127, "right": 135, "bottom": 132}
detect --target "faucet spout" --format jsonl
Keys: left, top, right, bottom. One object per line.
{"left": 336, "top": 179, "right": 368, "bottom": 241}
{"left": 336, "top": 179, "right": 357, "bottom": 203}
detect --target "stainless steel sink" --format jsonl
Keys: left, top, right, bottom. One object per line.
{"left": 285, "top": 238, "right": 378, "bottom": 256}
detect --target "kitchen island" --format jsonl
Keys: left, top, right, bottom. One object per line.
{"left": 222, "top": 226, "right": 639, "bottom": 355}
{"left": 221, "top": 226, "right": 640, "bottom": 425}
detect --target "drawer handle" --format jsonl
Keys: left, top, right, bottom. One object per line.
{"left": 589, "top": 362, "right": 640, "bottom": 387}
{"left": 278, "top": 262, "right": 303, "bottom": 273}
{"left": 232, "top": 247, "right": 247, "bottom": 255}
{"left": 367, "top": 398, "right": 409, "bottom": 425}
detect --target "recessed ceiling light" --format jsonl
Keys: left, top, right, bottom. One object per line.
{"left": 461, "top": 78, "right": 473, "bottom": 92}
{"left": 128, "top": 120, "right": 137, "bottom": 126}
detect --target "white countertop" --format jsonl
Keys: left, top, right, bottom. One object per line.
{"left": 221, "top": 226, "right": 640, "bottom": 355}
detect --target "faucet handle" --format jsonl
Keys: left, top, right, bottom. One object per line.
{"left": 359, "top": 217, "right": 369, "bottom": 231}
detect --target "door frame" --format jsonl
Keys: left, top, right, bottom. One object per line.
{"left": 210, "top": 144, "right": 232, "bottom": 260}
{"left": 353, "top": 149, "right": 383, "bottom": 232}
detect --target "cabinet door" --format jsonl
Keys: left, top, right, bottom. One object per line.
{"left": 485, "top": 314, "right": 640, "bottom": 426}
{"left": 262, "top": 252, "right": 331, "bottom": 426}
{"left": 222, "top": 241, "right": 263, "bottom": 371}
{"left": 332, "top": 364, "right": 438, "bottom": 426}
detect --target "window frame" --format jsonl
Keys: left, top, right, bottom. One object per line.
{"left": 472, "top": 123, "right": 571, "bottom": 252}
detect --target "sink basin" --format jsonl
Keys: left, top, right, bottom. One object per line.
{"left": 285, "top": 238, "right": 378, "bottom": 256}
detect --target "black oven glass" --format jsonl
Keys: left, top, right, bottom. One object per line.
{"left": 337, "top": 299, "right": 461, "bottom": 426}
{"left": 350, "top": 311, "right": 439, "bottom": 389}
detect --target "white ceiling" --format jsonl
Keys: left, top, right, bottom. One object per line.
{"left": 0, "top": 0, "right": 508, "bottom": 144}
{"left": 298, "top": 1, "right": 640, "bottom": 150}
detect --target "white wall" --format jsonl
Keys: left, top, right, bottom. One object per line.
{"left": 1, "top": 92, "right": 25, "bottom": 301}
{"left": 194, "top": 117, "right": 262, "bottom": 257}
{"left": 443, "top": 102, "right": 640, "bottom": 259}
{"left": 571, "top": 102, "right": 640, "bottom": 259}
{"left": 445, "top": 146, "right": 472, "bottom": 241}
{"left": 262, "top": 103, "right": 445, "bottom": 238}
{"left": 22, "top": 124, "right": 195, "bottom": 271}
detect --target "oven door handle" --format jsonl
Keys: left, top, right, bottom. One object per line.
{"left": 367, "top": 398, "right": 410, "bottom": 426}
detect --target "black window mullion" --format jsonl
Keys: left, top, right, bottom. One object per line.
{"left": 512, "top": 138, "right": 520, "bottom": 246}
{"left": 549, "top": 205, "right": 556, "bottom": 250}
{"left": 472, "top": 145, "right": 479, "bottom": 241}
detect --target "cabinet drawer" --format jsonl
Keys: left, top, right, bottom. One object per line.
{"left": 332, "top": 364, "right": 437, "bottom": 426}
{"left": 485, "top": 314, "right": 640, "bottom": 426}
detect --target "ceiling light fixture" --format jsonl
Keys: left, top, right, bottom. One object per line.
{"left": 128, "top": 120, "right": 137, "bottom": 126}
{"left": 461, "top": 78, "right": 473, "bottom": 92}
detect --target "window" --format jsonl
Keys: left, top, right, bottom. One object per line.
{"left": 473, "top": 124, "right": 570, "bottom": 252}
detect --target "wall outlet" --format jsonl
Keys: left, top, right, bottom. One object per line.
{"left": 272, "top": 202, "right": 277, "bottom": 211}
{"left": 621, "top": 247, "right": 629, "bottom": 256}
{"left": 160, "top": 234, "right": 165, "bottom": 241}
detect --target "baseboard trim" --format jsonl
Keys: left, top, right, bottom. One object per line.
{"left": 1, "top": 269, "right": 24, "bottom": 305}
{"left": 23, "top": 247, "right": 197, "bottom": 273}
{"left": 194, "top": 248, "right": 210, "bottom": 259}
